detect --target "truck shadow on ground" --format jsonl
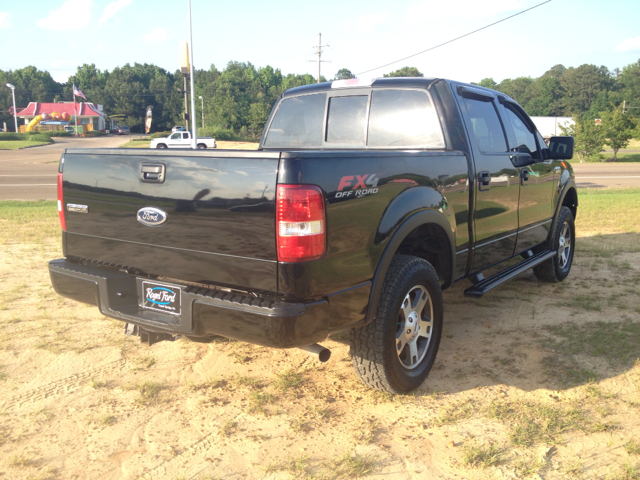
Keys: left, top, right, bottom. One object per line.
{"left": 332, "top": 232, "right": 640, "bottom": 397}
{"left": 424, "top": 231, "right": 640, "bottom": 396}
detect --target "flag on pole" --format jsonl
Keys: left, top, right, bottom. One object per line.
{"left": 72, "top": 84, "right": 86, "bottom": 100}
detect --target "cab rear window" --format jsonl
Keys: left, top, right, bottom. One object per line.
{"left": 264, "top": 89, "right": 444, "bottom": 149}
{"left": 368, "top": 90, "right": 443, "bottom": 147}
{"left": 263, "top": 94, "right": 326, "bottom": 148}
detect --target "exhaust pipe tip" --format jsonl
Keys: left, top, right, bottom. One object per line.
{"left": 299, "top": 343, "right": 331, "bottom": 362}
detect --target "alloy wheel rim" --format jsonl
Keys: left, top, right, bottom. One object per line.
{"left": 558, "top": 222, "right": 571, "bottom": 269}
{"left": 396, "top": 285, "right": 434, "bottom": 370}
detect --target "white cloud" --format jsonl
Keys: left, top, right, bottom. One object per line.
{"left": 355, "top": 12, "right": 389, "bottom": 32}
{"left": 615, "top": 35, "right": 640, "bottom": 52}
{"left": 53, "top": 71, "right": 73, "bottom": 83}
{"left": 143, "top": 27, "right": 168, "bottom": 44}
{"left": 0, "top": 12, "right": 11, "bottom": 29}
{"left": 408, "top": 0, "right": 524, "bottom": 24}
{"left": 37, "top": 0, "right": 92, "bottom": 30}
{"left": 98, "top": 0, "right": 133, "bottom": 26}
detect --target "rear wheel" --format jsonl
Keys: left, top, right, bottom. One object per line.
{"left": 156, "top": 143, "right": 167, "bottom": 149}
{"left": 350, "top": 255, "right": 443, "bottom": 393}
{"left": 533, "top": 206, "right": 575, "bottom": 282}
{"left": 197, "top": 143, "right": 207, "bottom": 149}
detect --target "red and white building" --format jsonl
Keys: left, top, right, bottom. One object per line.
{"left": 16, "top": 102, "right": 107, "bottom": 131}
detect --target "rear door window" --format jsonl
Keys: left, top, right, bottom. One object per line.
{"left": 461, "top": 97, "right": 508, "bottom": 153}
{"left": 367, "top": 89, "right": 444, "bottom": 147}
{"left": 264, "top": 93, "right": 326, "bottom": 148}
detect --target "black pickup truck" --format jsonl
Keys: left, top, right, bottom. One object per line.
{"left": 49, "top": 77, "right": 576, "bottom": 393}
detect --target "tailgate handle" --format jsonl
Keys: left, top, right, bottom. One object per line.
{"left": 141, "top": 164, "right": 165, "bottom": 183}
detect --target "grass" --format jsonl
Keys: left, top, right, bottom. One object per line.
{"left": 220, "top": 419, "right": 237, "bottom": 437}
{"left": 461, "top": 440, "right": 502, "bottom": 468}
{"left": 625, "top": 440, "right": 640, "bottom": 456}
{"left": 486, "top": 399, "right": 591, "bottom": 447}
{"left": 273, "top": 369, "right": 305, "bottom": 391}
{"left": 8, "top": 454, "right": 35, "bottom": 467}
{"left": 0, "top": 140, "right": 51, "bottom": 150}
{"left": 614, "top": 152, "right": 640, "bottom": 163}
{"left": 99, "top": 414, "right": 117, "bottom": 426}
{"left": 131, "top": 355, "right": 156, "bottom": 370}
{"left": 0, "top": 201, "right": 59, "bottom": 244}
{"left": 331, "top": 452, "right": 376, "bottom": 478}
{"left": 544, "top": 320, "right": 640, "bottom": 366}
{"left": 606, "top": 461, "right": 640, "bottom": 480}
{"left": 130, "top": 381, "right": 165, "bottom": 406}
{"left": 119, "top": 140, "right": 151, "bottom": 148}
{"left": 576, "top": 188, "right": 640, "bottom": 234}
{"left": 246, "top": 391, "right": 276, "bottom": 415}
{"left": 432, "top": 398, "right": 477, "bottom": 426}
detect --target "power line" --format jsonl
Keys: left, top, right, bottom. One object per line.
{"left": 356, "top": 0, "right": 552, "bottom": 76}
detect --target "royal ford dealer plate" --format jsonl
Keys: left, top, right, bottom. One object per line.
{"left": 141, "top": 281, "right": 181, "bottom": 315}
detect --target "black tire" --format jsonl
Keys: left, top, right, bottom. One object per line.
{"left": 197, "top": 143, "right": 207, "bottom": 149}
{"left": 350, "top": 255, "right": 443, "bottom": 393}
{"left": 533, "top": 206, "right": 575, "bottom": 283}
{"left": 156, "top": 143, "right": 167, "bottom": 149}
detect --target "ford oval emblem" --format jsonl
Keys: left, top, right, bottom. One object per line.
{"left": 137, "top": 207, "right": 168, "bottom": 227}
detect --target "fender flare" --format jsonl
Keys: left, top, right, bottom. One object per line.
{"left": 364, "top": 209, "right": 455, "bottom": 325}
{"left": 552, "top": 178, "right": 578, "bottom": 226}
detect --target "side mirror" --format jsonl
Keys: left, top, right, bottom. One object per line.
{"left": 549, "top": 136, "right": 574, "bottom": 160}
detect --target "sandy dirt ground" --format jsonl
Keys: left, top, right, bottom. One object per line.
{"left": 0, "top": 228, "right": 639, "bottom": 479}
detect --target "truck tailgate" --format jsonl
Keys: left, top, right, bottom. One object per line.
{"left": 61, "top": 148, "right": 279, "bottom": 292}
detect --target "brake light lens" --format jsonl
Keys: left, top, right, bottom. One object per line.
{"left": 276, "top": 185, "right": 326, "bottom": 262}
{"left": 57, "top": 172, "right": 66, "bottom": 231}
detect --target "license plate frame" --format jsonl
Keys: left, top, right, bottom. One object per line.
{"left": 140, "top": 281, "right": 182, "bottom": 316}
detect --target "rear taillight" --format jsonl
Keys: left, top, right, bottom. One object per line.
{"left": 57, "top": 172, "right": 66, "bottom": 231}
{"left": 276, "top": 185, "right": 326, "bottom": 262}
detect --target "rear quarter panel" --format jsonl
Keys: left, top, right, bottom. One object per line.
{"left": 277, "top": 150, "right": 469, "bottom": 298}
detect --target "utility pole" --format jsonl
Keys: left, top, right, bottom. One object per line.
{"left": 183, "top": 76, "right": 189, "bottom": 131}
{"left": 180, "top": 41, "right": 190, "bottom": 131}
{"left": 310, "top": 33, "right": 330, "bottom": 83}
{"left": 188, "top": 0, "right": 198, "bottom": 149}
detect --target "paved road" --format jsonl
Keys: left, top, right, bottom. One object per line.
{"left": 1, "top": 142, "right": 640, "bottom": 200}
{"left": 571, "top": 162, "right": 640, "bottom": 189}
{"left": 0, "top": 136, "right": 132, "bottom": 200}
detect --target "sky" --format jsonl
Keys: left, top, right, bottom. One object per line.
{"left": 1, "top": 0, "right": 640, "bottom": 85}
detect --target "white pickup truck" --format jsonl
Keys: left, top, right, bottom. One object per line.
{"left": 150, "top": 131, "right": 216, "bottom": 149}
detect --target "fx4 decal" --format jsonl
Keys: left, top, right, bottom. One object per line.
{"left": 335, "top": 174, "right": 380, "bottom": 198}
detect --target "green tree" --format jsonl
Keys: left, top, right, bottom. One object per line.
{"left": 0, "top": 66, "right": 63, "bottom": 130}
{"left": 477, "top": 78, "right": 497, "bottom": 89}
{"left": 494, "top": 77, "right": 534, "bottom": 107}
{"left": 559, "top": 115, "right": 605, "bottom": 163}
{"left": 599, "top": 105, "right": 636, "bottom": 161}
{"left": 560, "top": 64, "right": 614, "bottom": 116}
{"left": 384, "top": 66, "right": 423, "bottom": 77}
{"left": 334, "top": 68, "right": 354, "bottom": 80}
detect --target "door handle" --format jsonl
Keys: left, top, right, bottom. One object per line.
{"left": 478, "top": 171, "right": 491, "bottom": 191}
{"left": 141, "top": 163, "right": 166, "bottom": 183}
{"left": 520, "top": 169, "right": 530, "bottom": 185}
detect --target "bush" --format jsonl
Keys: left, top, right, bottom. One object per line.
{"left": 150, "top": 131, "right": 171, "bottom": 139}
{"left": 85, "top": 130, "right": 104, "bottom": 136}
{"left": 30, "top": 130, "right": 72, "bottom": 138}
{"left": 0, "top": 132, "right": 27, "bottom": 141}
{"left": 198, "top": 127, "right": 235, "bottom": 141}
{"left": 27, "top": 134, "right": 54, "bottom": 143}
